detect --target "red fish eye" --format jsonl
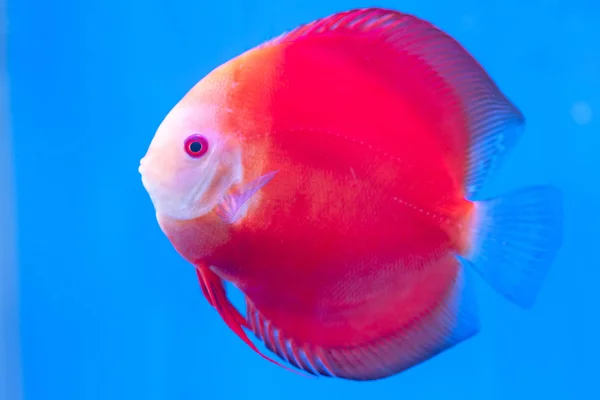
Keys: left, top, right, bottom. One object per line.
{"left": 184, "top": 134, "right": 209, "bottom": 158}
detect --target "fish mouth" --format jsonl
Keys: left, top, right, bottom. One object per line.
{"left": 138, "top": 159, "right": 151, "bottom": 197}
{"left": 138, "top": 156, "right": 152, "bottom": 190}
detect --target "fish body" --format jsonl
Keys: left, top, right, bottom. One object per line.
{"left": 140, "top": 8, "right": 563, "bottom": 380}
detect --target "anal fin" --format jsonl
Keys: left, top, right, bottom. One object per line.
{"left": 194, "top": 264, "right": 309, "bottom": 376}
{"left": 247, "top": 261, "right": 480, "bottom": 381}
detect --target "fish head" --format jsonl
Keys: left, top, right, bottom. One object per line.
{"left": 139, "top": 94, "right": 243, "bottom": 222}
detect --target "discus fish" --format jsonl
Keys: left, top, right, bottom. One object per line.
{"left": 139, "top": 7, "right": 563, "bottom": 381}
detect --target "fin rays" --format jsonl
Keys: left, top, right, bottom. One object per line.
{"left": 246, "top": 262, "right": 479, "bottom": 381}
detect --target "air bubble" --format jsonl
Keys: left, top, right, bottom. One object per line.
{"left": 571, "top": 101, "right": 593, "bottom": 125}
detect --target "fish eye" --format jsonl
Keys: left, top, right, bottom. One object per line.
{"left": 184, "top": 134, "right": 209, "bottom": 158}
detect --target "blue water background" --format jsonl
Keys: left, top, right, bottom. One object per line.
{"left": 5, "top": 0, "right": 599, "bottom": 399}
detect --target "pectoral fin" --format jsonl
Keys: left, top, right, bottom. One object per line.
{"left": 215, "top": 171, "right": 278, "bottom": 224}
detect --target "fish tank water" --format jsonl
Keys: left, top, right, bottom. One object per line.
{"left": 2, "top": 0, "right": 599, "bottom": 399}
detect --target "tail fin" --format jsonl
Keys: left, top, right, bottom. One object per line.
{"left": 460, "top": 186, "right": 564, "bottom": 309}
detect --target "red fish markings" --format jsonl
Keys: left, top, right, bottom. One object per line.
{"left": 140, "top": 8, "right": 564, "bottom": 380}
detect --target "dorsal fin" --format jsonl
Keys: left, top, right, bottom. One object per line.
{"left": 263, "top": 7, "right": 525, "bottom": 199}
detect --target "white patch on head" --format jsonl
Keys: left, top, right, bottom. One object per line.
{"left": 139, "top": 102, "right": 243, "bottom": 221}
